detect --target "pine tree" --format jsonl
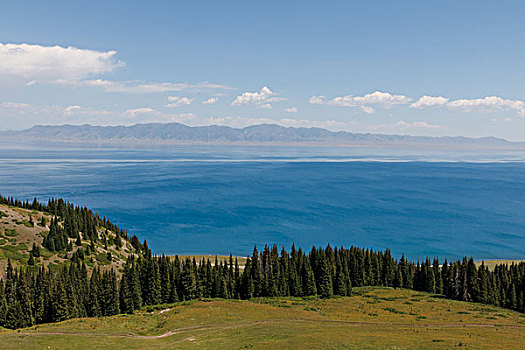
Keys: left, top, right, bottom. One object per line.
{"left": 382, "top": 249, "right": 395, "bottom": 286}
{"left": 518, "top": 291, "right": 524, "bottom": 313}
{"left": 233, "top": 258, "right": 241, "bottom": 299}
{"left": 31, "top": 243, "right": 41, "bottom": 258}
{"left": 75, "top": 234, "right": 82, "bottom": 246}
{"left": 88, "top": 268, "right": 102, "bottom": 317}
{"left": 159, "top": 256, "right": 171, "bottom": 303}
{"left": 466, "top": 257, "right": 479, "bottom": 301}
{"left": 334, "top": 257, "right": 347, "bottom": 296}
{"left": 102, "top": 271, "right": 119, "bottom": 316}
{"left": 33, "top": 270, "right": 46, "bottom": 324}
{"left": 119, "top": 268, "right": 133, "bottom": 314}
{"left": 478, "top": 263, "right": 489, "bottom": 303}
{"left": 27, "top": 251, "right": 35, "bottom": 266}
{"left": 318, "top": 253, "right": 333, "bottom": 299}
{"left": 52, "top": 277, "right": 71, "bottom": 322}
{"left": 181, "top": 258, "right": 197, "bottom": 301}
{"left": 241, "top": 259, "right": 254, "bottom": 299}
{"left": 129, "top": 258, "right": 143, "bottom": 310}
{"left": 433, "top": 258, "right": 443, "bottom": 294}
{"left": 16, "top": 272, "right": 33, "bottom": 327}
{"left": 424, "top": 258, "right": 435, "bottom": 293}
{"left": 508, "top": 284, "right": 517, "bottom": 310}
{"left": 141, "top": 258, "right": 161, "bottom": 306}
{"left": 250, "top": 246, "right": 262, "bottom": 297}
{"left": 169, "top": 272, "right": 179, "bottom": 303}
{"left": 5, "top": 300, "right": 25, "bottom": 329}
{"left": 302, "top": 259, "right": 317, "bottom": 296}
{"left": 0, "top": 281, "right": 7, "bottom": 326}
{"left": 393, "top": 265, "right": 402, "bottom": 288}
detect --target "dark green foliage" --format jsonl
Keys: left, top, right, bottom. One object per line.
{"left": 2, "top": 242, "right": 524, "bottom": 330}
{"left": 43, "top": 217, "right": 67, "bottom": 251}
{"left": 317, "top": 252, "right": 333, "bottom": 298}
{"left": 0, "top": 195, "right": 134, "bottom": 254}
{"left": 1, "top": 194, "right": 524, "bottom": 330}
{"left": 71, "top": 248, "right": 85, "bottom": 263}
{"left": 27, "top": 252, "right": 35, "bottom": 266}
{"left": 31, "top": 243, "right": 41, "bottom": 258}
{"left": 0, "top": 280, "right": 7, "bottom": 324}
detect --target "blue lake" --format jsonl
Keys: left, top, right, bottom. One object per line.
{"left": 1, "top": 141, "right": 524, "bottom": 261}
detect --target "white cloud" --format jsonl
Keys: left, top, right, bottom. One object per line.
{"left": 0, "top": 43, "right": 231, "bottom": 94}
{"left": 0, "top": 100, "right": 451, "bottom": 138}
{"left": 308, "top": 96, "right": 325, "bottom": 105}
{"left": 410, "top": 96, "right": 449, "bottom": 109}
{"left": 0, "top": 101, "right": 118, "bottom": 129}
{"left": 395, "top": 121, "right": 443, "bottom": 129}
{"left": 123, "top": 108, "right": 195, "bottom": 123}
{"left": 309, "top": 91, "right": 411, "bottom": 114}
{"left": 55, "top": 79, "right": 229, "bottom": 94}
{"left": 259, "top": 103, "right": 272, "bottom": 109}
{"left": 0, "top": 101, "right": 196, "bottom": 129}
{"left": 231, "top": 86, "right": 287, "bottom": 108}
{"left": 0, "top": 42, "right": 124, "bottom": 81}
{"left": 0, "top": 101, "right": 30, "bottom": 109}
{"left": 202, "top": 97, "right": 218, "bottom": 104}
{"left": 123, "top": 108, "right": 157, "bottom": 118}
{"left": 284, "top": 107, "right": 298, "bottom": 113}
{"left": 63, "top": 105, "right": 113, "bottom": 117}
{"left": 410, "top": 95, "right": 525, "bottom": 116}
{"left": 447, "top": 96, "right": 525, "bottom": 115}
{"left": 360, "top": 106, "right": 375, "bottom": 114}
{"left": 166, "top": 96, "right": 194, "bottom": 108}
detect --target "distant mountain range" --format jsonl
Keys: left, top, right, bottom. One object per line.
{"left": 1, "top": 123, "right": 524, "bottom": 150}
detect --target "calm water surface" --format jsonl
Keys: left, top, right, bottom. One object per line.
{"left": 1, "top": 141, "right": 524, "bottom": 261}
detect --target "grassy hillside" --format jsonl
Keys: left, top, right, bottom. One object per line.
{"left": 0, "top": 203, "right": 138, "bottom": 277}
{"left": 0, "top": 287, "right": 523, "bottom": 349}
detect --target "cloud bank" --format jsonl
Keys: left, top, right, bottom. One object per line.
{"left": 231, "top": 86, "right": 286, "bottom": 108}
{"left": 0, "top": 43, "right": 124, "bottom": 81}
{"left": 0, "top": 42, "right": 230, "bottom": 94}
{"left": 202, "top": 97, "right": 218, "bottom": 104}
{"left": 56, "top": 79, "right": 229, "bottom": 94}
{"left": 411, "top": 95, "right": 525, "bottom": 116}
{"left": 309, "top": 91, "right": 412, "bottom": 114}
{"left": 0, "top": 101, "right": 195, "bottom": 128}
{"left": 166, "top": 96, "right": 194, "bottom": 108}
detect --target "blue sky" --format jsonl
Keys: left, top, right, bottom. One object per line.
{"left": 1, "top": 1, "right": 525, "bottom": 140}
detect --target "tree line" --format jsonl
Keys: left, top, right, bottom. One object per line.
{"left": 0, "top": 194, "right": 143, "bottom": 253}
{"left": 0, "top": 195, "right": 523, "bottom": 329}
{"left": 1, "top": 243, "right": 523, "bottom": 329}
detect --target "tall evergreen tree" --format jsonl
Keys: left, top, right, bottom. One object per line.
{"left": 318, "top": 253, "right": 333, "bottom": 299}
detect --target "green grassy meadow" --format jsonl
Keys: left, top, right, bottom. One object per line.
{"left": 1, "top": 287, "right": 524, "bottom": 349}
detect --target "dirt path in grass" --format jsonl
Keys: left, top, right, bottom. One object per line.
{"left": 12, "top": 318, "right": 525, "bottom": 341}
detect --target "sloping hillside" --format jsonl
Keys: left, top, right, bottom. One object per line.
{"left": 0, "top": 203, "right": 139, "bottom": 277}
